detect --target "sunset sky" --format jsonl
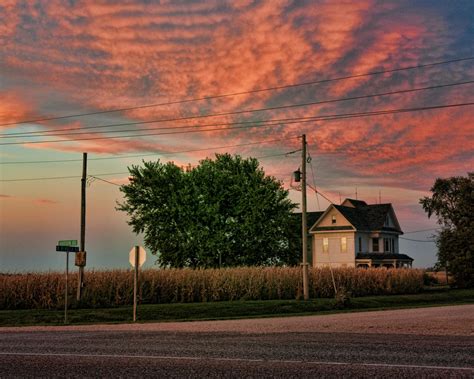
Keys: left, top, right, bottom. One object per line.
{"left": 1, "top": 0, "right": 473, "bottom": 271}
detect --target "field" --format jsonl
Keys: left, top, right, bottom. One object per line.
{"left": 1, "top": 267, "right": 424, "bottom": 310}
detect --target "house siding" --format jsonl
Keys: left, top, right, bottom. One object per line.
{"left": 317, "top": 208, "right": 352, "bottom": 228}
{"left": 313, "top": 231, "right": 355, "bottom": 267}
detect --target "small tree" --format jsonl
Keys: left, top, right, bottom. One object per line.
{"left": 420, "top": 173, "right": 474, "bottom": 288}
{"left": 117, "top": 154, "right": 298, "bottom": 268}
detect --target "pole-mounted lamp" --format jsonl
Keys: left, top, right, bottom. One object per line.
{"left": 293, "top": 169, "right": 301, "bottom": 183}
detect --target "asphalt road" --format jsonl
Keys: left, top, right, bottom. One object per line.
{"left": 1, "top": 305, "right": 473, "bottom": 378}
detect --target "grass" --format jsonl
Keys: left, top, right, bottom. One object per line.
{"left": 1, "top": 288, "right": 472, "bottom": 327}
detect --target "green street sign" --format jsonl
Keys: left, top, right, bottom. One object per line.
{"left": 58, "top": 240, "right": 78, "bottom": 247}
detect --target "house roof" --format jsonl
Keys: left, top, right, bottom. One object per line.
{"left": 334, "top": 203, "right": 401, "bottom": 232}
{"left": 342, "top": 198, "right": 368, "bottom": 207}
{"left": 310, "top": 199, "right": 403, "bottom": 234}
{"left": 356, "top": 253, "right": 414, "bottom": 261}
{"left": 292, "top": 211, "right": 324, "bottom": 231}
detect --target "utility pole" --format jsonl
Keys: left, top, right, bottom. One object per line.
{"left": 77, "top": 152, "right": 87, "bottom": 301}
{"left": 301, "top": 134, "right": 309, "bottom": 301}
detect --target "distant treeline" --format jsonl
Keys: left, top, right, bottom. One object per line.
{"left": 1, "top": 267, "right": 424, "bottom": 310}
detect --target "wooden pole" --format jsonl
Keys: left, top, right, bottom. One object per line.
{"left": 133, "top": 246, "right": 139, "bottom": 322}
{"left": 302, "top": 134, "right": 309, "bottom": 300}
{"left": 65, "top": 251, "right": 69, "bottom": 324}
{"left": 77, "top": 152, "right": 87, "bottom": 301}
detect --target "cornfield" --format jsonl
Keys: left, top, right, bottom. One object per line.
{"left": 0, "top": 267, "right": 424, "bottom": 310}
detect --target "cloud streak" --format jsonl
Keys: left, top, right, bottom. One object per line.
{"left": 1, "top": 0, "right": 472, "bottom": 191}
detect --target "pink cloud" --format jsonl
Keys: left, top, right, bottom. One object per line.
{"left": 1, "top": 1, "right": 471, "bottom": 192}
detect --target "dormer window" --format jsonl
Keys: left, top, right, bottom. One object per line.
{"left": 332, "top": 215, "right": 336, "bottom": 224}
{"left": 384, "top": 215, "right": 390, "bottom": 227}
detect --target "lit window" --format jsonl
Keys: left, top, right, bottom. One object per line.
{"left": 331, "top": 215, "right": 336, "bottom": 224}
{"left": 323, "top": 238, "right": 329, "bottom": 253}
{"left": 341, "top": 237, "right": 347, "bottom": 253}
{"left": 372, "top": 238, "right": 379, "bottom": 252}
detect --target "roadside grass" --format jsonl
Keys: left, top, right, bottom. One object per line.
{"left": 1, "top": 288, "right": 472, "bottom": 327}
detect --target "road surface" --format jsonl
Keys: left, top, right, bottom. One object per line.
{"left": 1, "top": 305, "right": 473, "bottom": 378}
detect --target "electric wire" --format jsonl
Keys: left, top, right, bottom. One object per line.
{"left": 3, "top": 79, "right": 473, "bottom": 138}
{"left": 400, "top": 237, "right": 436, "bottom": 242}
{"left": 403, "top": 228, "right": 440, "bottom": 234}
{"left": 2, "top": 101, "right": 473, "bottom": 146}
{"left": 0, "top": 142, "right": 302, "bottom": 182}
{"left": 307, "top": 184, "right": 336, "bottom": 204}
{"left": 2, "top": 55, "right": 473, "bottom": 128}
{"left": 88, "top": 175, "right": 121, "bottom": 187}
{"left": 308, "top": 153, "right": 321, "bottom": 210}
{"left": 0, "top": 137, "right": 298, "bottom": 165}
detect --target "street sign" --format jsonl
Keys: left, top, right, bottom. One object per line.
{"left": 129, "top": 246, "right": 146, "bottom": 267}
{"left": 56, "top": 245, "right": 79, "bottom": 252}
{"left": 58, "top": 240, "right": 78, "bottom": 247}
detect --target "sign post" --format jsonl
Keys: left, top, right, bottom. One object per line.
{"left": 129, "top": 246, "right": 146, "bottom": 322}
{"left": 65, "top": 250, "right": 69, "bottom": 324}
{"left": 56, "top": 240, "right": 79, "bottom": 324}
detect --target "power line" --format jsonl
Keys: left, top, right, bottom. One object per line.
{"left": 0, "top": 141, "right": 451, "bottom": 165}
{"left": 88, "top": 175, "right": 122, "bottom": 187}
{"left": 0, "top": 154, "right": 299, "bottom": 183}
{"left": 4, "top": 79, "right": 473, "bottom": 138}
{"left": 2, "top": 56, "right": 473, "bottom": 128}
{"left": 0, "top": 140, "right": 303, "bottom": 182}
{"left": 308, "top": 153, "right": 321, "bottom": 210}
{"left": 0, "top": 172, "right": 128, "bottom": 182}
{"left": 403, "top": 228, "right": 440, "bottom": 234}
{"left": 0, "top": 137, "right": 298, "bottom": 165}
{"left": 400, "top": 236, "right": 436, "bottom": 243}
{"left": 2, "top": 101, "right": 473, "bottom": 146}
{"left": 307, "top": 184, "right": 336, "bottom": 204}
{"left": 85, "top": 150, "right": 301, "bottom": 189}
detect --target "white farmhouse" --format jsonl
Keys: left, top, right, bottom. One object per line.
{"left": 309, "top": 198, "right": 413, "bottom": 268}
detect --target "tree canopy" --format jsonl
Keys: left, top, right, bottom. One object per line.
{"left": 420, "top": 172, "right": 473, "bottom": 288}
{"left": 117, "top": 154, "right": 298, "bottom": 268}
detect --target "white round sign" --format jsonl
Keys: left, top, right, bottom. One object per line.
{"left": 129, "top": 246, "right": 146, "bottom": 267}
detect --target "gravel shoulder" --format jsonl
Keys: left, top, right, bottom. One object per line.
{"left": 2, "top": 304, "right": 473, "bottom": 336}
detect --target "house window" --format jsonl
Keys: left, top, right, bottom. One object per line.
{"left": 391, "top": 239, "right": 395, "bottom": 252}
{"left": 359, "top": 237, "right": 362, "bottom": 252}
{"left": 384, "top": 238, "right": 390, "bottom": 252}
{"left": 323, "top": 238, "right": 329, "bottom": 253}
{"left": 341, "top": 237, "right": 347, "bottom": 253}
{"left": 331, "top": 215, "right": 336, "bottom": 224}
{"left": 372, "top": 238, "right": 379, "bottom": 252}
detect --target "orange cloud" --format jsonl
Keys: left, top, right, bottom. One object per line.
{"left": 0, "top": 91, "right": 37, "bottom": 130}
{"left": 1, "top": 0, "right": 472, "bottom": 192}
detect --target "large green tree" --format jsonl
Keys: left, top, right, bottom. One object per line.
{"left": 117, "top": 154, "right": 298, "bottom": 267}
{"left": 420, "top": 173, "right": 474, "bottom": 288}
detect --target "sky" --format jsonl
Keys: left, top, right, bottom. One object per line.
{"left": 0, "top": 0, "right": 473, "bottom": 272}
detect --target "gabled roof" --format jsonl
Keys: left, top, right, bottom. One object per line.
{"left": 292, "top": 211, "right": 324, "bottom": 231}
{"left": 341, "top": 198, "right": 367, "bottom": 208}
{"left": 310, "top": 200, "right": 403, "bottom": 234}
